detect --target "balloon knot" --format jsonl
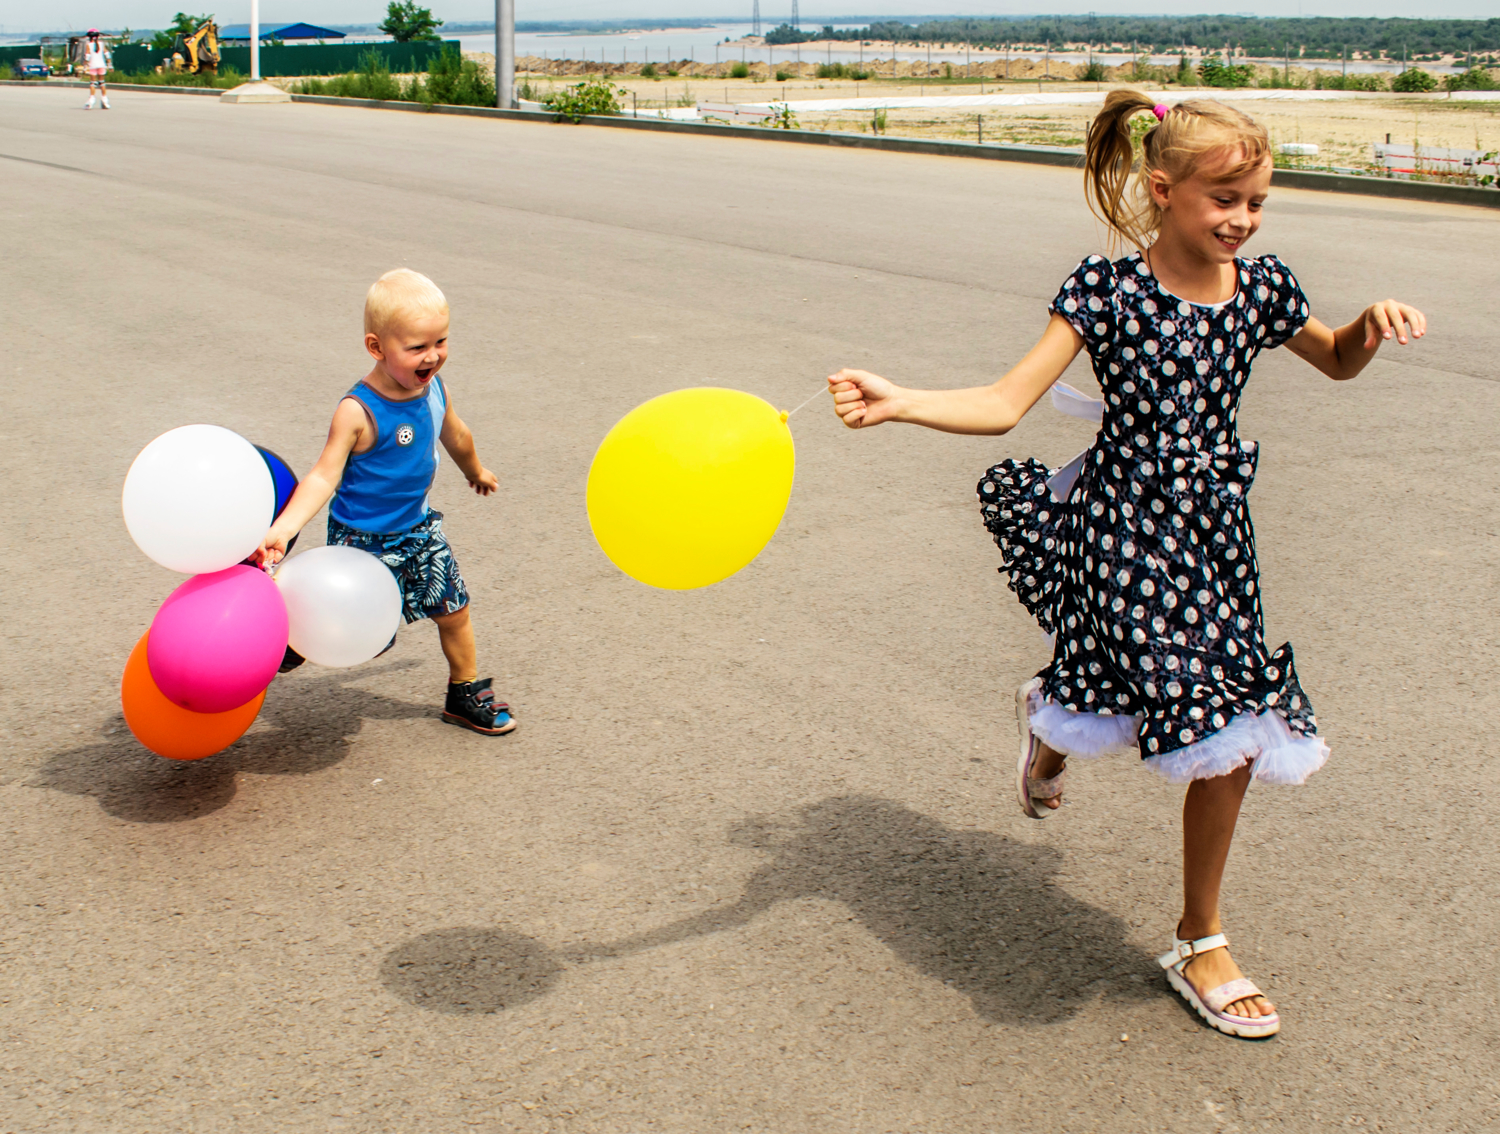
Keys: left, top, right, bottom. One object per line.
{"left": 779, "top": 410, "right": 789, "bottom": 424}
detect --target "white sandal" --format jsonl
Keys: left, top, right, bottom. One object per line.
{"left": 1016, "top": 678, "right": 1066, "bottom": 820}
{"left": 1158, "top": 932, "right": 1280, "bottom": 1039}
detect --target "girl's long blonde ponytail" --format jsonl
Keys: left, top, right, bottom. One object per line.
{"left": 1084, "top": 91, "right": 1271, "bottom": 251}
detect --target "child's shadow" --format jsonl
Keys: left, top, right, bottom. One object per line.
{"left": 31, "top": 662, "right": 432, "bottom": 824}
{"left": 382, "top": 794, "right": 1155, "bottom": 1024}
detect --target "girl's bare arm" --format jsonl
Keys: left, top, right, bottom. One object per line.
{"left": 1286, "top": 300, "right": 1426, "bottom": 382}
{"left": 828, "top": 315, "right": 1086, "bottom": 435}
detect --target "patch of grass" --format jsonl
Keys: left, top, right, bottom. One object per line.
{"left": 295, "top": 51, "right": 405, "bottom": 100}
{"left": 815, "top": 61, "right": 871, "bottom": 80}
{"left": 293, "top": 48, "right": 495, "bottom": 107}
{"left": 106, "top": 66, "right": 243, "bottom": 88}
{"left": 729, "top": 60, "right": 750, "bottom": 79}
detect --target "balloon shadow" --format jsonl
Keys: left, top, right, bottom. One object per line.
{"left": 30, "top": 661, "right": 432, "bottom": 824}
{"left": 381, "top": 795, "right": 1154, "bottom": 1023}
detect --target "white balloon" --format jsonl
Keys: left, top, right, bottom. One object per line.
{"left": 274, "top": 545, "right": 403, "bottom": 668}
{"left": 122, "top": 425, "right": 275, "bottom": 574}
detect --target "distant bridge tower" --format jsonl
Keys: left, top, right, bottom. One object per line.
{"left": 752, "top": 0, "right": 761, "bottom": 37}
{"left": 791, "top": 0, "right": 799, "bottom": 31}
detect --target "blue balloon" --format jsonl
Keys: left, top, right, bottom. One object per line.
{"left": 255, "top": 446, "right": 300, "bottom": 523}
{"left": 250, "top": 445, "right": 301, "bottom": 558}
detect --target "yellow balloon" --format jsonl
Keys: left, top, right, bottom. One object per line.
{"left": 587, "top": 388, "right": 795, "bottom": 590}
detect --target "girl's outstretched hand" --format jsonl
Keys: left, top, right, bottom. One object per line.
{"left": 828, "top": 368, "right": 899, "bottom": 429}
{"left": 1363, "top": 299, "right": 1426, "bottom": 349}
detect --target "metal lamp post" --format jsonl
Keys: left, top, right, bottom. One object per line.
{"left": 250, "top": 0, "right": 260, "bottom": 80}
{"left": 495, "top": 0, "right": 514, "bottom": 108}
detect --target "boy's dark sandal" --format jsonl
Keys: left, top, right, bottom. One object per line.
{"left": 443, "top": 678, "right": 516, "bottom": 735}
{"left": 279, "top": 646, "right": 306, "bottom": 673}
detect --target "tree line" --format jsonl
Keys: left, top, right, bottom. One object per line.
{"left": 766, "top": 17, "right": 1500, "bottom": 59}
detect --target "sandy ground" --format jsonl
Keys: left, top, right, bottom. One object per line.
{"left": 3, "top": 85, "right": 1500, "bottom": 1132}
{"left": 501, "top": 64, "right": 1500, "bottom": 174}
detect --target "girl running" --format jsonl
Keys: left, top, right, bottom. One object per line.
{"left": 827, "top": 91, "right": 1424, "bottom": 1039}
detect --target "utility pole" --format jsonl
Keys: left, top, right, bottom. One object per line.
{"left": 495, "top": 0, "right": 514, "bottom": 108}
{"left": 250, "top": 0, "right": 260, "bottom": 80}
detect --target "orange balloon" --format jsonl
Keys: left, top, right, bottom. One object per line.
{"left": 121, "top": 631, "right": 264, "bottom": 760}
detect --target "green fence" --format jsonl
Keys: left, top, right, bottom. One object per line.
{"left": 110, "top": 39, "right": 460, "bottom": 77}
{"left": 0, "top": 44, "right": 43, "bottom": 67}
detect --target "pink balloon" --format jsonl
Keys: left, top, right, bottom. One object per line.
{"left": 148, "top": 565, "right": 289, "bottom": 713}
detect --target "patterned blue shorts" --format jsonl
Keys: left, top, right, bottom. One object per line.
{"left": 325, "top": 510, "right": 470, "bottom": 624}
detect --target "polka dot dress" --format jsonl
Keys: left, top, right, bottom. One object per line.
{"left": 979, "top": 252, "right": 1320, "bottom": 761}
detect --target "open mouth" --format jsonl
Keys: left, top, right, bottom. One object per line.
{"left": 415, "top": 367, "right": 433, "bottom": 381}
{"left": 1214, "top": 232, "right": 1244, "bottom": 250}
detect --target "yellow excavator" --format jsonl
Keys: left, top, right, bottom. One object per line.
{"left": 162, "top": 20, "right": 220, "bottom": 75}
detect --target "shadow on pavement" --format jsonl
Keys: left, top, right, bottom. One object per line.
{"left": 31, "top": 661, "right": 431, "bottom": 823}
{"left": 381, "top": 794, "right": 1154, "bottom": 1023}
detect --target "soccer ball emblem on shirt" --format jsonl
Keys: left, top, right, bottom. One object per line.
{"left": 395, "top": 425, "right": 415, "bottom": 446}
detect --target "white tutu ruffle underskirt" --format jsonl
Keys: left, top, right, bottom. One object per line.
{"left": 1029, "top": 700, "right": 1329, "bottom": 785}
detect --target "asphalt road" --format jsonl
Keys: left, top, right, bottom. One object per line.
{"left": 2, "top": 86, "right": 1497, "bottom": 1134}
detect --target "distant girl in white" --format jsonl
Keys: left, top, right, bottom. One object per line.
{"left": 82, "top": 30, "right": 110, "bottom": 110}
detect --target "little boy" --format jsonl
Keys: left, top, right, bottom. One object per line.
{"left": 256, "top": 269, "right": 515, "bottom": 735}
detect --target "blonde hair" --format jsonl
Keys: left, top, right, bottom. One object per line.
{"left": 364, "top": 268, "right": 449, "bottom": 337}
{"left": 1084, "top": 91, "right": 1270, "bottom": 251}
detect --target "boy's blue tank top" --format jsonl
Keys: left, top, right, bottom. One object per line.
{"left": 330, "top": 375, "right": 447, "bottom": 534}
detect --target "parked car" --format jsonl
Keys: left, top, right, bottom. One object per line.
{"left": 11, "top": 58, "right": 50, "bottom": 79}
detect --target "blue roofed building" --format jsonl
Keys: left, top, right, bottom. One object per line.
{"left": 218, "top": 22, "right": 346, "bottom": 43}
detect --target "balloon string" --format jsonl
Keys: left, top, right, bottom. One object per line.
{"left": 785, "top": 383, "right": 828, "bottom": 420}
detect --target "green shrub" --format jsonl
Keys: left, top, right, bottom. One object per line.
{"left": 1446, "top": 66, "right": 1497, "bottom": 91}
{"left": 774, "top": 68, "right": 792, "bottom": 81}
{"left": 1393, "top": 67, "right": 1437, "bottom": 92}
{"left": 1198, "top": 54, "right": 1254, "bottom": 88}
{"left": 1080, "top": 61, "right": 1106, "bottom": 82}
{"left": 640, "top": 62, "right": 657, "bottom": 78}
{"left": 1175, "top": 53, "right": 1195, "bottom": 85}
{"left": 418, "top": 47, "right": 495, "bottom": 106}
{"left": 544, "top": 77, "right": 623, "bottom": 121}
{"left": 729, "top": 60, "right": 750, "bottom": 79}
{"left": 766, "top": 102, "right": 799, "bottom": 129}
{"left": 1317, "top": 71, "right": 1388, "bottom": 91}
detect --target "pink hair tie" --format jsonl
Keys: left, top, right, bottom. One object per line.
{"left": 1152, "top": 104, "right": 1169, "bottom": 121}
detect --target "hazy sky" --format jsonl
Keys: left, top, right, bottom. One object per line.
{"left": 5, "top": 1, "right": 1493, "bottom": 34}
